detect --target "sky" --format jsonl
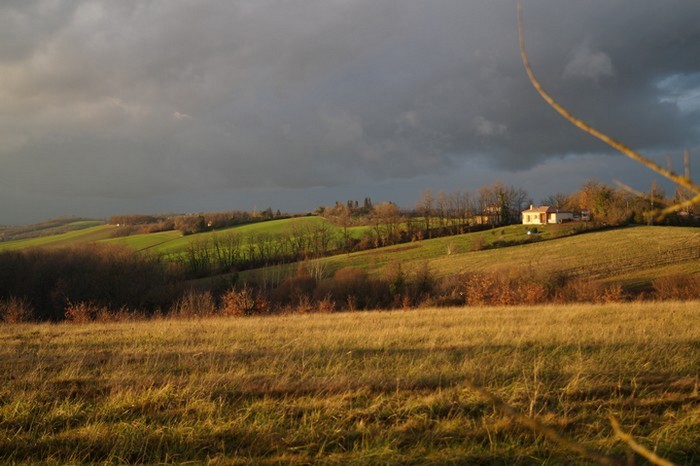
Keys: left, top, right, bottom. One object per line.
{"left": 1, "top": 0, "right": 699, "bottom": 225}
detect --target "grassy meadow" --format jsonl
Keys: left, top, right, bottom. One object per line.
{"left": 242, "top": 225, "right": 700, "bottom": 288}
{"left": 0, "top": 224, "right": 116, "bottom": 252}
{"left": 0, "top": 216, "right": 371, "bottom": 256}
{"left": 2, "top": 301, "right": 699, "bottom": 464}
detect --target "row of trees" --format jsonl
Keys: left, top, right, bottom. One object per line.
{"left": 319, "top": 181, "right": 530, "bottom": 245}
{"left": 414, "top": 182, "right": 529, "bottom": 236}
{"left": 320, "top": 179, "right": 697, "bottom": 243}
{"left": 544, "top": 180, "right": 698, "bottom": 226}
{"left": 0, "top": 244, "right": 170, "bottom": 321}
{"left": 176, "top": 221, "right": 346, "bottom": 278}
{"left": 109, "top": 209, "right": 287, "bottom": 236}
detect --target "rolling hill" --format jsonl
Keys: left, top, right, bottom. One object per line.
{"left": 0, "top": 224, "right": 117, "bottom": 252}
{"left": 0, "top": 216, "right": 369, "bottom": 255}
{"left": 240, "top": 225, "right": 700, "bottom": 291}
{"left": 2, "top": 215, "right": 697, "bottom": 293}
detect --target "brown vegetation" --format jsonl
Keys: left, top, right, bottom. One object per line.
{"left": 1, "top": 225, "right": 697, "bottom": 324}
{"left": 1, "top": 302, "right": 697, "bottom": 463}
{"left": 0, "top": 244, "right": 169, "bottom": 321}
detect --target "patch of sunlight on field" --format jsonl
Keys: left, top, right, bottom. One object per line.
{"left": 1, "top": 301, "right": 698, "bottom": 463}
{"left": 242, "top": 225, "right": 699, "bottom": 286}
{"left": 0, "top": 225, "right": 118, "bottom": 251}
{"left": 101, "top": 230, "right": 183, "bottom": 251}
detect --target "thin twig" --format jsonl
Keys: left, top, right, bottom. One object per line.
{"left": 463, "top": 380, "right": 623, "bottom": 466}
{"left": 613, "top": 179, "right": 668, "bottom": 208}
{"left": 613, "top": 180, "right": 700, "bottom": 220}
{"left": 609, "top": 417, "right": 677, "bottom": 466}
{"left": 517, "top": 0, "right": 700, "bottom": 215}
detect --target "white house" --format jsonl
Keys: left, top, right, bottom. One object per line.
{"left": 522, "top": 205, "right": 574, "bottom": 225}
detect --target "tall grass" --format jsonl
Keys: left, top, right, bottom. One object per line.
{"left": 1, "top": 302, "right": 698, "bottom": 463}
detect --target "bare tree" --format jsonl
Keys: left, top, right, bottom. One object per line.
{"left": 541, "top": 193, "right": 570, "bottom": 210}
{"left": 415, "top": 189, "right": 434, "bottom": 238}
{"left": 372, "top": 202, "right": 403, "bottom": 247}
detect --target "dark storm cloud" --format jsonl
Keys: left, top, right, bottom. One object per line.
{"left": 1, "top": 0, "right": 699, "bottom": 222}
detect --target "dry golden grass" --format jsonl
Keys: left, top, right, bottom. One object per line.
{"left": 1, "top": 302, "right": 698, "bottom": 463}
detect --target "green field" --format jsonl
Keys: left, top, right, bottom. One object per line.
{"left": 0, "top": 225, "right": 117, "bottom": 252}
{"left": 242, "top": 225, "right": 700, "bottom": 288}
{"left": 0, "top": 218, "right": 105, "bottom": 243}
{"left": 1, "top": 301, "right": 698, "bottom": 464}
{"left": 3, "top": 218, "right": 698, "bottom": 294}
{"left": 0, "top": 216, "right": 372, "bottom": 257}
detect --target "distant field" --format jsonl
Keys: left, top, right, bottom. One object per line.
{"left": 0, "top": 225, "right": 117, "bottom": 252}
{"left": 3, "top": 219, "right": 698, "bottom": 294}
{"left": 0, "top": 216, "right": 364, "bottom": 254}
{"left": 140, "top": 216, "right": 369, "bottom": 255}
{"left": 242, "top": 225, "right": 700, "bottom": 288}
{"left": 102, "top": 229, "right": 183, "bottom": 251}
{"left": 1, "top": 302, "right": 698, "bottom": 464}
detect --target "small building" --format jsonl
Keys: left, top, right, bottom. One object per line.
{"left": 522, "top": 205, "right": 574, "bottom": 225}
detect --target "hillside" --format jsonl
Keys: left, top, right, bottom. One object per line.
{"left": 0, "top": 224, "right": 116, "bottom": 252}
{"left": 0, "top": 216, "right": 365, "bottom": 255}
{"left": 102, "top": 216, "right": 369, "bottom": 255}
{"left": 241, "top": 225, "right": 700, "bottom": 290}
{"left": 0, "top": 218, "right": 104, "bottom": 244}
{"left": 2, "top": 216, "right": 697, "bottom": 294}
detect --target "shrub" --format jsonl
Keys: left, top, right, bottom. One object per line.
{"left": 317, "top": 295, "right": 336, "bottom": 313}
{"left": 64, "top": 301, "right": 103, "bottom": 323}
{"left": 461, "top": 273, "right": 500, "bottom": 306}
{"left": 221, "top": 285, "right": 269, "bottom": 317}
{"left": 553, "top": 279, "right": 626, "bottom": 304}
{"left": 653, "top": 274, "right": 700, "bottom": 301}
{"left": 599, "top": 283, "right": 625, "bottom": 303}
{"left": 411, "top": 261, "right": 435, "bottom": 302}
{"left": 272, "top": 268, "right": 316, "bottom": 305}
{"left": 170, "top": 290, "right": 218, "bottom": 318}
{"left": 459, "top": 272, "right": 550, "bottom": 306}
{"left": 0, "top": 296, "right": 34, "bottom": 324}
{"left": 327, "top": 267, "right": 370, "bottom": 309}
{"left": 384, "top": 262, "right": 406, "bottom": 306}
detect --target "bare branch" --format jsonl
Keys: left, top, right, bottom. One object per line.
{"left": 517, "top": 0, "right": 700, "bottom": 211}
{"left": 609, "top": 417, "right": 677, "bottom": 466}
{"left": 613, "top": 179, "right": 668, "bottom": 207}
{"left": 463, "top": 380, "right": 622, "bottom": 465}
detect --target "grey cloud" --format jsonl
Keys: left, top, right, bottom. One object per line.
{"left": 1, "top": 0, "right": 700, "bottom": 223}
{"left": 563, "top": 43, "right": 615, "bottom": 82}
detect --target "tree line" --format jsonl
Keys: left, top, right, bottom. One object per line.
{"left": 109, "top": 208, "right": 287, "bottom": 236}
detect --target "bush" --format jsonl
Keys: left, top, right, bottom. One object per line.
{"left": 221, "top": 285, "right": 269, "bottom": 316}
{"left": 458, "top": 271, "right": 550, "bottom": 306}
{"left": 0, "top": 296, "right": 34, "bottom": 324}
{"left": 64, "top": 301, "right": 103, "bottom": 323}
{"left": 272, "top": 268, "right": 316, "bottom": 305}
{"left": 170, "top": 290, "right": 218, "bottom": 318}
{"left": 653, "top": 274, "right": 700, "bottom": 301}
{"left": 553, "top": 279, "right": 626, "bottom": 304}
{"left": 321, "top": 267, "right": 370, "bottom": 309}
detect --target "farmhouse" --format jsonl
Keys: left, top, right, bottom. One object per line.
{"left": 522, "top": 205, "right": 574, "bottom": 225}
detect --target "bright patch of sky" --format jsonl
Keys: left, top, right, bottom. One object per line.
{"left": 657, "top": 73, "right": 700, "bottom": 113}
